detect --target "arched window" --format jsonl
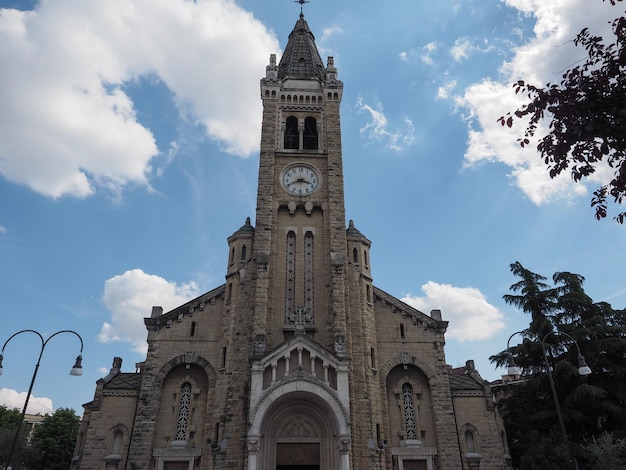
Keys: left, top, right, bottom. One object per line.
{"left": 241, "top": 244, "right": 247, "bottom": 261}
{"left": 284, "top": 116, "right": 299, "bottom": 149}
{"left": 352, "top": 247, "right": 358, "bottom": 263}
{"left": 229, "top": 247, "right": 234, "bottom": 265}
{"left": 175, "top": 382, "right": 193, "bottom": 442}
{"left": 402, "top": 383, "right": 418, "bottom": 440}
{"left": 465, "top": 430, "right": 476, "bottom": 453}
{"left": 112, "top": 430, "right": 123, "bottom": 454}
{"left": 303, "top": 117, "right": 318, "bottom": 150}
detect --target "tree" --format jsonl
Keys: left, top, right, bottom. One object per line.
{"left": 498, "top": 0, "right": 626, "bottom": 223}
{"left": 0, "top": 405, "right": 27, "bottom": 469}
{"left": 582, "top": 432, "right": 626, "bottom": 469}
{"left": 23, "top": 408, "right": 80, "bottom": 470}
{"left": 491, "top": 262, "right": 626, "bottom": 468}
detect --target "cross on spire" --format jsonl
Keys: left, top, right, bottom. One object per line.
{"left": 295, "top": 0, "right": 309, "bottom": 15}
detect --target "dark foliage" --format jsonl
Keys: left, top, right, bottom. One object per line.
{"left": 23, "top": 408, "right": 80, "bottom": 470}
{"left": 491, "top": 262, "right": 626, "bottom": 468}
{"left": 0, "top": 405, "right": 27, "bottom": 469}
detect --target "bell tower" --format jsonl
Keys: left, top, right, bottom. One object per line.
{"left": 252, "top": 11, "right": 347, "bottom": 354}
{"left": 245, "top": 10, "right": 354, "bottom": 470}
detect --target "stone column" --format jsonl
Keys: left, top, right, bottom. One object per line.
{"left": 340, "top": 436, "right": 351, "bottom": 470}
{"left": 247, "top": 436, "right": 260, "bottom": 470}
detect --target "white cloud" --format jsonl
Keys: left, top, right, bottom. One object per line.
{"left": 450, "top": 37, "right": 494, "bottom": 62}
{"left": 0, "top": 0, "right": 279, "bottom": 199}
{"left": 99, "top": 269, "right": 200, "bottom": 354}
{"left": 436, "top": 80, "right": 457, "bottom": 100}
{"left": 421, "top": 42, "right": 438, "bottom": 65}
{"left": 356, "top": 96, "right": 415, "bottom": 151}
{"left": 401, "top": 281, "right": 506, "bottom": 342}
{"left": 458, "top": 0, "right": 617, "bottom": 205}
{"left": 320, "top": 25, "right": 342, "bottom": 43}
{"left": 0, "top": 388, "right": 53, "bottom": 415}
{"left": 0, "top": 225, "right": 6, "bottom": 234}
{"left": 450, "top": 37, "right": 473, "bottom": 61}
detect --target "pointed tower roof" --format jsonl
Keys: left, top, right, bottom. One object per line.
{"left": 278, "top": 13, "right": 325, "bottom": 82}
{"left": 346, "top": 220, "right": 370, "bottom": 243}
{"left": 229, "top": 216, "right": 255, "bottom": 239}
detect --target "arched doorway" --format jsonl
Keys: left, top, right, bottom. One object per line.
{"left": 258, "top": 392, "right": 341, "bottom": 470}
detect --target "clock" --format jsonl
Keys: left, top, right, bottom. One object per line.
{"left": 281, "top": 164, "right": 320, "bottom": 196}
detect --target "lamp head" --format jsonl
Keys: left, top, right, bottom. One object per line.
{"left": 70, "top": 355, "right": 83, "bottom": 376}
{"left": 506, "top": 356, "right": 521, "bottom": 376}
{"left": 577, "top": 355, "right": 592, "bottom": 376}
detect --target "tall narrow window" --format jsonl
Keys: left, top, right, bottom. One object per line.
{"left": 353, "top": 247, "right": 358, "bottom": 263}
{"left": 465, "top": 430, "right": 476, "bottom": 453}
{"left": 402, "top": 383, "right": 418, "bottom": 440}
{"left": 190, "top": 321, "right": 196, "bottom": 337}
{"left": 221, "top": 347, "right": 227, "bottom": 369}
{"left": 303, "top": 117, "right": 318, "bottom": 150}
{"left": 175, "top": 382, "right": 192, "bottom": 441}
{"left": 241, "top": 244, "right": 247, "bottom": 261}
{"left": 229, "top": 247, "right": 234, "bottom": 265}
{"left": 285, "top": 231, "right": 296, "bottom": 322}
{"left": 400, "top": 323, "right": 406, "bottom": 339}
{"left": 364, "top": 249, "right": 369, "bottom": 267}
{"left": 112, "top": 430, "right": 123, "bottom": 454}
{"left": 370, "top": 348, "right": 376, "bottom": 368}
{"left": 284, "top": 116, "right": 299, "bottom": 149}
{"left": 304, "top": 232, "right": 314, "bottom": 322}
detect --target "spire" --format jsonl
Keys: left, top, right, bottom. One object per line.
{"left": 295, "top": 0, "right": 309, "bottom": 15}
{"left": 278, "top": 5, "right": 325, "bottom": 82}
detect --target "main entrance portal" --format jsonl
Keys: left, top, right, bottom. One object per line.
{"left": 253, "top": 391, "right": 345, "bottom": 470}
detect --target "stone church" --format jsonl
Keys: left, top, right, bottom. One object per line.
{"left": 71, "top": 9, "right": 510, "bottom": 470}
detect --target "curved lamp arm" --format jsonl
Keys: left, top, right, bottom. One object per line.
{"left": 0, "top": 329, "right": 84, "bottom": 469}
{"left": 505, "top": 330, "right": 592, "bottom": 377}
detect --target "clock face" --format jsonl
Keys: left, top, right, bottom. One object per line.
{"left": 281, "top": 164, "right": 320, "bottom": 196}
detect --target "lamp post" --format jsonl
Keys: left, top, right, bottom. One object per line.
{"left": 506, "top": 330, "right": 591, "bottom": 470}
{"left": 0, "top": 329, "right": 83, "bottom": 470}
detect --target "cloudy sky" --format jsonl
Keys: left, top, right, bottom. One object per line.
{"left": 1, "top": 0, "right": 624, "bottom": 415}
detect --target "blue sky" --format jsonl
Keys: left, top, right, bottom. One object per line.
{"left": 0, "top": 0, "right": 624, "bottom": 416}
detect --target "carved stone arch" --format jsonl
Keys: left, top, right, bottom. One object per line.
{"left": 153, "top": 352, "right": 217, "bottom": 389}
{"left": 249, "top": 377, "right": 350, "bottom": 434}
{"left": 247, "top": 379, "right": 351, "bottom": 470}
{"left": 151, "top": 354, "right": 215, "bottom": 450}
{"left": 379, "top": 352, "right": 437, "bottom": 388}
{"left": 383, "top": 358, "right": 437, "bottom": 448}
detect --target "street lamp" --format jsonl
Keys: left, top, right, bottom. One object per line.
{"left": 0, "top": 329, "right": 84, "bottom": 470}
{"left": 506, "top": 330, "right": 591, "bottom": 470}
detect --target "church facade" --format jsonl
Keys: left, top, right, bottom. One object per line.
{"left": 72, "top": 11, "right": 510, "bottom": 470}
